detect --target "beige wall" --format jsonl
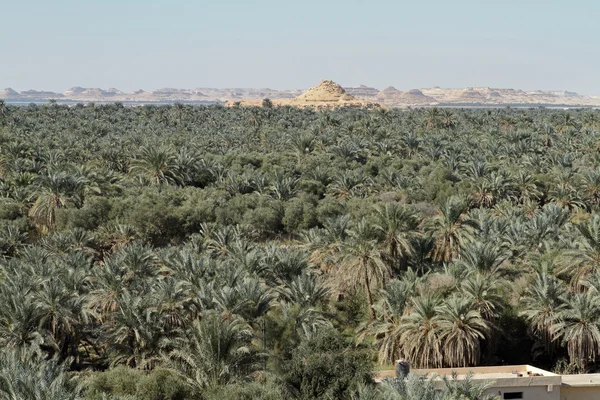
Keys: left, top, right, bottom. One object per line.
{"left": 486, "top": 385, "right": 560, "bottom": 400}
{"left": 561, "top": 387, "right": 600, "bottom": 400}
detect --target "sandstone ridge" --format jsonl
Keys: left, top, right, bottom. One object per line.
{"left": 2, "top": 83, "right": 600, "bottom": 107}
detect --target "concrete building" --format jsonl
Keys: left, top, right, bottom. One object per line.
{"left": 375, "top": 364, "right": 600, "bottom": 400}
{"left": 561, "top": 374, "right": 600, "bottom": 400}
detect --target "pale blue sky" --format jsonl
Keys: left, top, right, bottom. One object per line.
{"left": 2, "top": 0, "right": 599, "bottom": 93}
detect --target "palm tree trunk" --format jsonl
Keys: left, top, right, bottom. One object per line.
{"left": 364, "top": 263, "right": 375, "bottom": 321}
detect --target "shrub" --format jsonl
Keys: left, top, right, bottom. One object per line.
{"left": 283, "top": 196, "right": 318, "bottom": 232}
{"left": 283, "top": 328, "right": 373, "bottom": 400}
{"left": 202, "top": 380, "right": 284, "bottom": 400}
{"left": 83, "top": 366, "right": 191, "bottom": 400}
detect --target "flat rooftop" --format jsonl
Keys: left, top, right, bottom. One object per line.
{"left": 562, "top": 374, "right": 600, "bottom": 387}
{"left": 377, "top": 364, "right": 600, "bottom": 389}
{"left": 375, "top": 365, "right": 559, "bottom": 386}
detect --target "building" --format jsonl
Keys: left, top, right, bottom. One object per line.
{"left": 375, "top": 364, "right": 600, "bottom": 400}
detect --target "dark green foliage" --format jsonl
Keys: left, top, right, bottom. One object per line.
{"left": 283, "top": 195, "right": 318, "bottom": 232}
{"left": 0, "top": 343, "right": 82, "bottom": 400}
{"left": 283, "top": 329, "right": 373, "bottom": 400}
{"left": 1, "top": 103, "right": 600, "bottom": 396}
{"left": 56, "top": 196, "right": 111, "bottom": 231}
{"left": 359, "top": 373, "right": 498, "bottom": 400}
{"left": 0, "top": 199, "right": 22, "bottom": 220}
{"left": 202, "top": 380, "right": 284, "bottom": 400}
{"left": 83, "top": 366, "right": 191, "bottom": 400}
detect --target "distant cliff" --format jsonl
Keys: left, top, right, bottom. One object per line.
{"left": 2, "top": 84, "right": 599, "bottom": 107}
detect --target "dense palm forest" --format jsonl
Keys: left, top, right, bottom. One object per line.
{"left": 1, "top": 100, "right": 600, "bottom": 399}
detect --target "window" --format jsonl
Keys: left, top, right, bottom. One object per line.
{"left": 503, "top": 393, "right": 523, "bottom": 400}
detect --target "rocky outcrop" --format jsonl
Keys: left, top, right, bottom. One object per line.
{"left": 81, "top": 88, "right": 115, "bottom": 98}
{"left": 192, "top": 87, "right": 301, "bottom": 101}
{"left": 0, "top": 88, "right": 20, "bottom": 98}
{"left": 294, "top": 80, "right": 356, "bottom": 102}
{"left": 344, "top": 85, "right": 379, "bottom": 99}
{"left": 230, "top": 80, "right": 384, "bottom": 109}
{"left": 20, "top": 90, "right": 64, "bottom": 99}
{"left": 377, "top": 86, "right": 403, "bottom": 99}
{"left": 416, "top": 86, "right": 600, "bottom": 105}
{"left": 64, "top": 87, "right": 86, "bottom": 96}
{"left": 376, "top": 87, "right": 437, "bottom": 106}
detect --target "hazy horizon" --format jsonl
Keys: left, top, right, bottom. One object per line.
{"left": 2, "top": 0, "right": 599, "bottom": 94}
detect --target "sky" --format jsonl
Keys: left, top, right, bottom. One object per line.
{"left": 2, "top": 0, "right": 599, "bottom": 94}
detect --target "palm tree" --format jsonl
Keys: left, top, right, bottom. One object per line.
{"left": 164, "top": 312, "right": 261, "bottom": 390}
{"left": 377, "top": 373, "right": 439, "bottom": 400}
{"left": 289, "top": 132, "right": 317, "bottom": 162}
{"left": 513, "top": 170, "right": 542, "bottom": 203}
{"left": 117, "top": 241, "right": 159, "bottom": 283}
{"left": 278, "top": 272, "right": 330, "bottom": 308}
{"left": 400, "top": 131, "right": 421, "bottom": 157}
{"left": 428, "top": 196, "right": 477, "bottom": 263}
{"left": 470, "top": 179, "right": 495, "bottom": 208}
{"left": 0, "top": 99, "right": 6, "bottom": 119}
{"left": 152, "top": 277, "right": 190, "bottom": 331}
{"left": 172, "top": 147, "right": 201, "bottom": 186}
{"left": 102, "top": 289, "right": 163, "bottom": 368}
{"left": 129, "top": 146, "right": 178, "bottom": 187}
{"left": 258, "top": 245, "right": 309, "bottom": 285}
{"left": 376, "top": 371, "right": 498, "bottom": 400}
{"left": 453, "top": 241, "right": 509, "bottom": 278}
{"left": 461, "top": 273, "right": 504, "bottom": 322}
{"left": 422, "top": 107, "right": 442, "bottom": 130}
{"left": 527, "top": 205, "right": 570, "bottom": 251}
{"left": 231, "top": 277, "right": 275, "bottom": 321}
{"left": 33, "top": 277, "right": 87, "bottom": 361}
{"left": 556, "top": 112, "right": 580, "bottom": 133}
{"left": 331, "top": 169, "right": 368, "bottom": 199}
{"left": 357, "top": 279, "right": 409, "bottom": 365}
{"left": 207, "top": 276, "right": 274, "bottom": 322}
{"left": 548, "top": 182, "right": 584, "bottom": 210}
{"left": 0, "top": 225, "right": 27, "bottom": 257}
{"left": 172, "top": 102, "right": 186, "bottom": 125}
{"left": 87, "top": 255, "right": 127, "bottom": 320}
{"left": 437, "top": 295, "right": 491, "bottom": 367}
{"left": 0, "top": 343, "right": 82, "bottom": 400}
{"left": 440, "top": 109, "right": 458, "bottom": 130}
{"left": 96, "top": 222, "right": 139, "bottom": 251}
{"left": 519, "top": 262, "right": 567, "bottom": 355}
{"left": 399, "top": 294, "right": 444, "bottom": 368}
{"left": 329, "top": 140, "right": 363, "bottom": 163}
{"left": 552, "top": 290, "right": 600, "bottom": 367}
{"left": 269, "top": 173, "right": 299, "bottom": 200}
{"left": 202, "top": 224, "right": 244, "bottom": 258}
{"left": 441, "top": 372, "right": 499, "bottom": 400}
{"left": 580, "top": 168, "right": 600, "bottom": 206}
{"left": 340, "top": 220, "right": 389, "bottom": 321}
{"left": 0, "top": 286, "right": 41, "bottom": 348}
{"left": 28, "top": 172, "right": 85, "bottom": 232}
{"left": 372, "top": 203, "right": 421, "bottom": 272}
{"left": 561, "top": 214, "right": 600, "bottom": 287}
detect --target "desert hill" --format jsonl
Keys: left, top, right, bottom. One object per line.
{"left": 230, "top": 80, "right": 383, "bottom": 109}
{"left": 295, "top": 80, "right": 356, "bottom": 102}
